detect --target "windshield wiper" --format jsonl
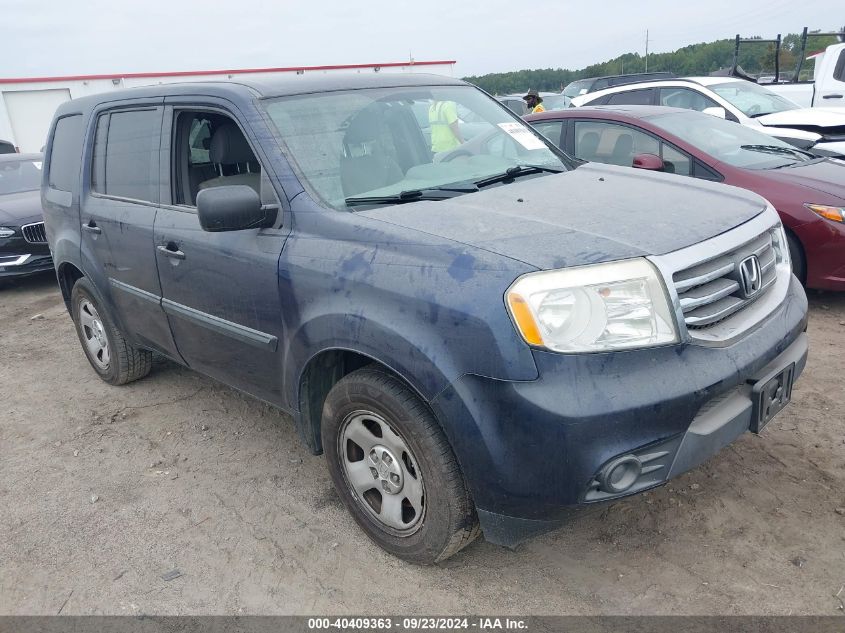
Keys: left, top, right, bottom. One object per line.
{"left": 345, "top": 185, "right": 478, "bottom": 207}
{"left": 474, "top": 165, "right": 564, "bottom": 188}
{"left": 740, "top": 144, "right": 814, "bottom": 160}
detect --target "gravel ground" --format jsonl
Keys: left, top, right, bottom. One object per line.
{"left": 1, "top": 272, "right": 843, "bottom": 615}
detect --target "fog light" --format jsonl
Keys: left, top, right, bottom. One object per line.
{"left": 598, "top": 455, "right": 642, "bottom": 493}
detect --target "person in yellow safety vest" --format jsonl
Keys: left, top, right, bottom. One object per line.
{"left": 429, "top": 100, "right": 464, "bottom": 153}
{"left": 522, "top": 89, "right": 546, "bottom": 114}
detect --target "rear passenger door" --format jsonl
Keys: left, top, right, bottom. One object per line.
{"left": 80, "top": 103, "right": 181, "bottom": 360}
{"left": 154, "top": 102, "right": 290, "bottom": 404}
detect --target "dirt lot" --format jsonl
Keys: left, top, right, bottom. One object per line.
{"left": 0, "top": 272, "right": 843, "bottom": 616}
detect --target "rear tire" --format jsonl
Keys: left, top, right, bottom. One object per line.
{"left": 786, "top": 231, "right": 806, "bottom": 285}
{"left": 70, "top": 278, "right": 152, "bottom": 385}
{"left": 322, "top": 365, "right": 479, "bottom": 564}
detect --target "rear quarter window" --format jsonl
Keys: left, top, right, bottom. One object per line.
{"left": 48, "top": 114, "right": 84, "bottom": 192}
{"left": 606, "top": 89, "right": 655, "bottom": 106}
{"left": 834, "top": 50, "right": 845, "bottom": 83}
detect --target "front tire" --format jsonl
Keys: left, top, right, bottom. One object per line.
{"left": 70, "top": 278, "right": 152, "bottom": 385}
{"left": 322, "top": 366, "right": 479, "bottom": 564}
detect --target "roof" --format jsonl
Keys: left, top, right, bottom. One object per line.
{"left": 687, "top": 76, "right": 742, "bottom": 86}
{"left": 233, "top": 72, "right": 466, "bottom": 98}
{"left": 0, "top": 60, "right": 456, "bottom": 85}
{"left": 53, "top": 73, "right": 468, "bottom": 115}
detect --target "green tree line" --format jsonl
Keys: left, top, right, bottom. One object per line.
{"left": 464, "top": 31, "right": 841, "bottom": 95}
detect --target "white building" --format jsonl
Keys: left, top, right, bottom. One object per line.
{"left": 0, "top": 60, "right": 456, "bottom": 153}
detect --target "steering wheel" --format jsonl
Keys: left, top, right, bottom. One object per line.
{"left": 747, "top": 104, "right": 762, "bottom": 116}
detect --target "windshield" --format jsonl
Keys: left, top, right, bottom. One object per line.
{"left": 708, "top": 81, "right": 799, "bottom": 117}
{"left": 647, "top": 111, "right": 812, "bottom": 169}
{"left": 563, "top": 80, "right": 592, "bottom": 98}
{"left": 262, "top": 85, "right": 567, "bottom": 210}
{"left": 541, "top": 95, "right": 569, "bottom": 111}
{"left": 0, "top": 158, "right": 43, "bottom": 195}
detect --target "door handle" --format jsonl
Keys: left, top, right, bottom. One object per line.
{"left": 157, "top": 244, "right": 186, "bottom": 260}
{"left": 822, "top": 94, "right": 843, "bottom": 99}
{"left": 82, "top": 221, "right": 102, "bottom": 234}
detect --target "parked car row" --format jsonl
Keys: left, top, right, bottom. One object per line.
{"left": 39, "top": 73, "right": 808, "bottom": 564}
{"left": 569, "top": 76, "right": 845, "bottom": 159}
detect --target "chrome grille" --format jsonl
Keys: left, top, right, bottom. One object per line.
{"left": 673, "top": 232, "right": 777, "bottom": 329}
{"left": 22, "top": 222, "right": 47, "bottom": 244}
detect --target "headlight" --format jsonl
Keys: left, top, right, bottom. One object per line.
{"left": 804, "top": 204, "right": 845, "bottom": 224}
{"left": 506, "top": 258, "right": 679, "bottom": 353}
{"left": 770, "top": 223, "right": 791, "bottom": 269}
{"left": 0, "top": 226, "right": 15, "bottom": 239}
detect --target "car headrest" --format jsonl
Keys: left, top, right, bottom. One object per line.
{"left": 209, "top": 123, "right": 255, "bottom": 164}
{"left": 344, "top": 108, "right": 384, "bottom": 144}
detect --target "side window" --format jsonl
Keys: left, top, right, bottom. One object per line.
{"left": 531, "top": 121, "right": 563, "bottom": 147}
{"left": 659, "top": 87, "right": 719, "bottom": 112}
{"left": 693, "top": 161, "right": 723, "bottom": 181}
{"left": 91, "top": 109, "right": 159, "bottom": 202}
{"left": 606, "top": 89, "right": 655, "bottom": 106}
{"left": 660, "top": 142, "right": 692, "bottom": 176}
{"left": 573, "top": 120, "right": 659, "bottom": 166}
{"left": 834, "top": 50, "right": 845, "bottom": 83}
{"left": 48, "top": 114, "right": 84, "bottom": 192}
{"left": 172, "top": 111, "right": 260, "bottom": 206}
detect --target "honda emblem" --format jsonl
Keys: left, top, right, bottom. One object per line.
{"left": 739, "top": 255, "right": 763, "bottom": 298}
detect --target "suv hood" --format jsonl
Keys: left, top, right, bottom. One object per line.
{"left": 362, "top": 163, "right": 767, "bottom": 270}
{"left": 758, "top": 108, "right": 845, "bottom": 132}
{"left": 0, "top": 190, "right": 43, "bottom": 225}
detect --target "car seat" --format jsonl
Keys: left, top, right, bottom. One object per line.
{"left": 340, "top": 108, "right": 404, "bottom": 198}
{"left": 198, "top": 123, "right": 260, "bottom": 194}
{"left": 610, "top": 134, "right": 634, "bottom": 166}
{"left": 578, "top": 131, "right": 600, "bottom": 161}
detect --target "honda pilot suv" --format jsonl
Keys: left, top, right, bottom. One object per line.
{"left": 41, "top": 74, "right": 808, "bottom": 564}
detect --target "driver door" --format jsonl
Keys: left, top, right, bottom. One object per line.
{"left": 154, "top": 102, "right": 290, "bottom": 404}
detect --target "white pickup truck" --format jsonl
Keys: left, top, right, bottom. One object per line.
{"left": 766, "top": 43, "right": 845, "bottom": 108}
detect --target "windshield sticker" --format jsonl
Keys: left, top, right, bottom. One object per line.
{"left": 497, "top": 122, "right": 547, "bottom": 150}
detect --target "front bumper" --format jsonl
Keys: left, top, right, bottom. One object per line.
{"left": 0, "top": 252, "right": 54, "bottom": 278}
{"left": 1, "top": 230, "right": 53, "bottom": 279}
{"left": 431, "top": 276, "right": 808, "bottom": 547}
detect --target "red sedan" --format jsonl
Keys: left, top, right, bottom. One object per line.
{"left": 526, "top": 106, "right": 845, "bottom": 291}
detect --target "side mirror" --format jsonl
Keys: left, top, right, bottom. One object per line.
{"left": 632, "top": 153, "right": 664, "bottom": 171}
{"left": 702, "top": 106, "right": 727, "bottom": 119}
{"left": 196, "top": 185, "right": 275, "bottom": 232}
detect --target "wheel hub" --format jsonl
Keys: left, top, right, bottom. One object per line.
{"left": 368, "top": 445, "right": 403, "bottom": 494}
{"left": 92, "top": 320, "right": 106, "bottom": 345}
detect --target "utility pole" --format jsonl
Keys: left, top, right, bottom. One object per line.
{"left": 645, "top": 29, "right": 651, "bottom": 72}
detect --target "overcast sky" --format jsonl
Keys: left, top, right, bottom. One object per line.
{"left": 2, "top": 0, "right": 842, "bottom": 79}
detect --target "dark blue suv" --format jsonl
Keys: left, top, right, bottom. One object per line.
{"left": 41, "top": 74, "right": 808, "bottom": 563}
